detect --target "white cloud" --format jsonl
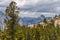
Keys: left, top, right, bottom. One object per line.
{"left": 13, "top": 0, "right": 26, "bottom": 7}
{"left": 53, "top": 0, "right": 58, "bottom": 2}
{"left": 13, "top": 0, "right": 59, "bottom": 7}
{"left": 19, "top": 11, "right": 58, "bottom": 18}
{"left": 0, "top": 0, "right": 60, "bottom": 17}
{"left": 0, "top": 0, "right": 12, "bottom": 5}
{"left": 56, "top": 7, "right": 60, "bottom": 10}
{"left": 19, "top": 11, "right": 37, "bottom": 17}
{"left": 0, "top": 0, "right": 59, "bottom": 6}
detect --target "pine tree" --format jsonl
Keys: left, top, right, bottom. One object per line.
{"left": 4, "top": 1, "right": 19, "bottom": 40}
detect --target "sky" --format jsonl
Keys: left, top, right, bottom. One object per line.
{"left": 0, "top": 0, "right": 60, "bottom": 18}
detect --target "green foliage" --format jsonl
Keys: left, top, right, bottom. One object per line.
{"left": 0, "top": 22, "right": 60, "bottom": 40}
{"left": 0, "top": 1, "right": 60, "bottom": 40}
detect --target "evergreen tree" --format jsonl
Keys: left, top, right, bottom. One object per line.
{"left": 4, "top": 1, "right": 19, "bottom": 40}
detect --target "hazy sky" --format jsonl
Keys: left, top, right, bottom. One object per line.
{"left": 0, "top": 0, "right": 60, "bottom": 17}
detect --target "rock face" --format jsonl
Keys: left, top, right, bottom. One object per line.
{"left": 54, "top": 16, "right": 60, "bottom": 27}
{"left": 26, "top": 15, "right": 60, "bottom": 28}
{"left": 54, "top": 19, "right": 60, "bottom": 27}
{"left": 45, "top": 15, "right": 60, "bottom": 27}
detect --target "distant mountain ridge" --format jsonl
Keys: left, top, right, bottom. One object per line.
{"left": 19, "top": 15, "right": 46, "bottom": 25}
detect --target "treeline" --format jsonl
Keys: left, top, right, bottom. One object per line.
{"left": 0, "top": 1, "right": 60, "bottom": 40}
